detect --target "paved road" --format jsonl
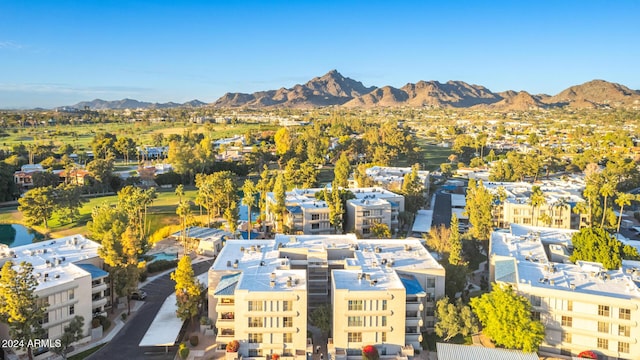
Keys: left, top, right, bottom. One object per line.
{"left": 88, "top": 259, "right": 214, "bottom": 360}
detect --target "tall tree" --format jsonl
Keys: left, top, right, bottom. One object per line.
{"left": 470, "top": 284, "right": 544, "bottom": 352}
{"left": 18, "top": 186, "right": 55, "bottom": 229}
{"left": 370, "top": 222, "right": 391, "bottom": 238}
{"left": 52, "top": 315, "right": 85, "bottom": 360}
{"left": 424, "top": 225, "right": 451, "bottom": 255}
{"left": 401, "top": 164, "right": 426, "bottom": 215}
{"left": 464, "top": 179, "right": 493, "bottom": 241}
{"left": 53, "top": 183, "right": 87, "bottom": 224}
{"left": 599, "top": 180, "right": 617, "bottom": 228}
{"left": 171, "top": 256, "right": 202, "bottom": 322}
{"left": 448, "top": 214, "right": 462, "bottom": 265}
{"left": 242, "top": 179, "right": 257, "bottom": 240}
{"left": 569, "top": 227, "right": 623, "bottom": 270}
{"left": 435, "top": 297, "right": 479, "bottom": 341}
{"left": 615, "top": 192, "right": 634, "bottom": 233}
{"left": 333, "top": 152, "right": 351, "bottom": 188}
{"left": 0, "top": 261, "right": 47, "bottom": 360}
{"left": 272, "top": 173, "right": 286, "bottom": 233}
{"left": 529, "top": 185, "right": 546, "bottom": 227}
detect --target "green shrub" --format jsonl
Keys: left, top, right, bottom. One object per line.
{"left": 200, "top": 316, "right": 212, "bottom": 325}
{"left": 179, "top": 343, "right": 189, "bottom": 359}
{"left": 121, "top": 313, "right": 127, "bottom": 321}
{"left": 139, "top": 270, "right": 148, "bottom": 282}
{"left": 147, "top": 259, "right": 178, "bottom": 273}
{"left": 190, "top": 335, "right": 199, "bottom": 346}
{"left": 91, "top": 318, "right": 100, "bottom": 329}
{"left": 93, "top": 315, "right": 111, "bottom": 331}
{"left": 149, "top": 224, "right": 182, "bottom": 244}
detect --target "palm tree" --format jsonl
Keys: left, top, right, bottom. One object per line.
{"left": 529, "top": 186, "right": 546, "bottom": 227}
{"left": 615, "top": 192, "right": 634, "bottom": 233}
{"left": 242, "top": 179, "right": 257, "bottom": 240}
{"left": 553, "top": 197, "right": 570, "bottom": 228}
{"left": 599, "top": 181, "right": 616, "bottom": 228}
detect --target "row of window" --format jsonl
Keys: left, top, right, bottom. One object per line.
{"left": 561, "top": 317, "right": 631, "bottom": 337}
{"left": 563, "top": 333, "right": 630, "bottom": 353}
{"left": 532, "top": 297, "right": 631, "bottom": 320}
{"left": 347, "top": 332, "right": 387, "bottom": 343}
{"left": 248, "top": 317, "right": 293, "bottom": 328}
{"left": 347, "top": 316, "right": 387, "bottom": 327}
{"left": 248, "top": 300, "right": 293, "bottom": 312}
{"left": 248, "top": 333, "right": 293, "bottom": 343}
{"left": 348, "top": 299, "right": 387, "bottom": 311}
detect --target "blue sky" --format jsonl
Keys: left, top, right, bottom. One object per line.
{"left": 1, "top": 0, "right": 639, "bottom": 109}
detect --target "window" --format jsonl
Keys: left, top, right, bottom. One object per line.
{"left": 39, "top": 312, "right": 49, "bottom": 324}
{"left": 362, "top": 228, "right": 370, "bottom": 235}
{"left": 248, "top": 349, "right": 260, "bottom": 357}
{"left": 531, "top": 311, "right": 540, "bottom": 321}
{"left": 619, "top": 325, "right": 630, "bottom": 337}
{"left": 312, "top": 214, "right": 320, "bottom": 220}
{"left": 554, "top": 219, "right": 563, "bottom": 226}
{"left": 311, "top": 223, "right": 320, "bottom": 230}
{"left": 221, "top": 298, "right": 234, "bottom": 305}
{"left": 619, "top": 308, "right": 631, "bottom": 320}
{"left": 381, "top": 300, "right": 387, "bottom": 310}
{"left": 381, "top": 316, "right": 387, "bottom": 326}
{"left": 363, "top": 211, "right": 371, "bottom": 217}
{"left": 522, "top": 218, "right": 531, "bottom": 224}
{"left": 513, "top": 209, "right": 520, "bottom": 216}
{"left": 597, "top": 338, "right": 608, "bottom": 350}
{"left": 283, "top": 333, "right": 292, "bottom": 343}
{"left": 381, "top": 332, "right": 387, "bottom": 342}
{"left": 618, "top": 342, "right": 630, "bottom": 354}
{"left": 347, "top": 332, "right": 362, "bottom": 342}
{"left": 598, "top": 305, "right": 610, "bottom": 317}
{"left": 283, "top": 317, "right": 293, "bottom": 328}
{"left": 248, "top": 301, "right": 263, "bottom": 311}
{"left": 426, "top": 278, "right": 436, "bottom": 288}
{"left": 348, "top": 300, "right": 363, "bottom": 311}
{"left": 562, "top": 332, "right": 571, "bottom": 343}
{"left": 567, "top": 300, "right": 573, "bottom": 311}
{"left": 597, "top": 321, "right": 609, "bottom": 333}
{"left": 68, "top": 289, "right": 74, "bottom": 300}
{"left": 530, "top": 295, "right": 541, "bottom": 307}
{"left": 348, "top": 316, "right": 363, "bottom": 327}
{"left": 248, "top": 333, "right": 263, "bottom": 343}
{"left": 561, "top": 316, "right": 572, "bottom": 327}
{"left": 248, "top": 317, "right": 263, "bottom": 328}
{"left": 283, "top": 301, "right": 292, "bottom": 311}
{"left": 69, "top": 305, "right": 75, "bottom": 315}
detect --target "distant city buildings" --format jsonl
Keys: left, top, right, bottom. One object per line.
{"left": 208, "top": 234, "right": 444, "bottom": 359}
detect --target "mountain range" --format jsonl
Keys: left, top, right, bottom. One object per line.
{"left": 63, "top": 70, "right": 640, "bottom": 111}
{"left": 61, "top": 98, "right": 206, "bottom": 111}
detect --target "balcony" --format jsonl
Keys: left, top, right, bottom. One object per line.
{"left": 92, "top": 283, "right": 108, "bottom": 294}
{"left": 92, "top": 297, "right": 108, "bottom": 308}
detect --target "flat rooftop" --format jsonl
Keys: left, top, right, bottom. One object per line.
{"left": 0, "top": 235, "right": 101, "bottom": 291}
{"left": 212, "top": 234, "right": 443, "bottom": 293}
{"left": 491, "top": 225, "right": 640, "bottom": 299}
{"left": 483, "top": 180, "right": 584, "bottom": 205}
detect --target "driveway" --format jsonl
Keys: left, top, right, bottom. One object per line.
{"left": 87, "top": 259, "right": 214, "bottom": 360}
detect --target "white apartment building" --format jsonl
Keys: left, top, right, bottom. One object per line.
{"left": 489, "top": 224, "right": 640, "bottom": 359}
{"left": 484, "top": 180, "right": 588, "bottom": 230}
{"left": 208, "top": 234, "right": 444, "bottom": 360}
{"left": 265, "top": 188, "right": 332, "bottom": 235}
{"left": 346, "top": 187, "right": 405, "bottom": 237}
{"left": 354, "top": 166, "right": 430, "bottom": 193}
{"left": 0, "top": 235, "right": 107, "bottom": 358}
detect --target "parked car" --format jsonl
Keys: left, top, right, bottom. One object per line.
{"left": 131, "top": 290, "right": 147, "bottom": 300}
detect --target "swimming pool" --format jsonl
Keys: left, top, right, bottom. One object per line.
{"left": 148, "top": 252, "right": 178, "bottom": 262}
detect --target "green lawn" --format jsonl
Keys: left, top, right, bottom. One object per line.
{"left": 0, "top": 187, "right": 201, "bottom": 239}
